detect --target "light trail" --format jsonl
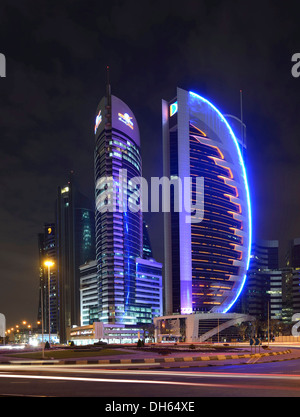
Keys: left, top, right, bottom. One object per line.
{"left": 2, "top": 364, "right": 300, "bottom": 382}
{"left": 0, "top": 373, "right": 230, "bottom": 389}
{"left": 1, "top": 371, "right": 300, "bottom": 395}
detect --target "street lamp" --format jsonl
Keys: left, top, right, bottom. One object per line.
{"left": 44, "top": 260, "right": 54, "bottom": 347}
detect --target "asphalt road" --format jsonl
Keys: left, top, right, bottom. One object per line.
{"left": 1, "top": 357, "right": 300, "bottom": 398}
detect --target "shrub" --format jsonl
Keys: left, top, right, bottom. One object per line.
{"left": 137, "top": 339, "right": 144, "bottom": 347}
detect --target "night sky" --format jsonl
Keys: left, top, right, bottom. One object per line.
{"left": 1, "top": 0, "right": 300, "bottom": 328}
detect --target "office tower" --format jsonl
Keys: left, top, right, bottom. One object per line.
{"left": 162, "top": 87, "right": 252, "bottom": 315}
{"left": 143, "top": 221, "right": 153, "bottom": 259}
{"left": 242, "top": 240, "right": 281, "bottom": 321}
{"left": 135, "top": 257, "right": 163, "bottom": 321}
{"left": 94, "top": 73, "right": 162, "bottom": 328}
{"left": 94, "top": 78, "right": 142, "bottom": 326}
{"left": 56, "top": 173, "right": 95, "bottom": 343}
{"left": 79, "top": 260, "right": 98, "bottom": 326}
{"left": 37, "top": 223, "right": 58, "bottom": 334}
{"left": 282, "top": 238, "right": 300, "bottom": 321}
{"left": 286, "top": 238, "right": 300, "bottom": 268}
{"left": 281, "top": 267, "right": 294, "bottom": 322}
{"left": 282, "top": 266, "right": 300, "bottom": 321}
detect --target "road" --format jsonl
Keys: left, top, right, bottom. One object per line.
{"left": 1, "top": 357, "right": 300, "bottom": 398}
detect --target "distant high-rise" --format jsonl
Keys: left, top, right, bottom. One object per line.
{"left": 286, "top": 238, "right": 300, "bottom": 268}
{"left": 162, "top": 87, "right": 252, "bottom": 315}
{"left": 56, "top": 173, "right": 95, "bottom": 343}
{"left": 242, "top": 240, "right": 281, "bottom": 321}
{"left": 283, "top": 238, "right": 300, "bottom": 321}
{"left": 37, "top": 223, "right": 58, "bottom": 334}
{"left": 142, "top": 221, "right": 153, "bottom": 259}
{"left": 79, "top": 260, "right": 98, "bottom": 326}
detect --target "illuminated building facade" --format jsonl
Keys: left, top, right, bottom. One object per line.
{"left": 37, "top": 223, "right": 58, "bottom": 334}
{"left": 143, "top": 221, "right": 153, "bottom": 259}
{"left": 135, "top": 257, "right": 163, "bottom": 321}
{"left": 162, "top": 87, "right": 252, "bottom": 315}
{"left": 242, "top": 240, "right": 281, "bottom": 321}
{"left": 281, "top": 238, "right": 300, "bottom": 323}
{"left": 95, "top": 79, "right": 157, "bottom": 326}
{"left": 56, "top": 174, "right": 95, "bottom": 343}
{"left": 80, "top": 260, "right": 98, "bottom": 326}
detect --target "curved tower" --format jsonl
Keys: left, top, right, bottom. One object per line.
{"left": 94, "top": 77, "right": 143, "bottom": 325}
{"left": 163, "top": 87, "right": 251, "bottom": 315}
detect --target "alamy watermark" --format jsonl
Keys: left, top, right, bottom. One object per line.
{"left": 96, "top": 169, "right": 205, "bottom": 224}
{"left": 0, "top": 53, "right": 6, "bottom": 77}
{"left": 291, "top": 53, "right": 300, "bottom": 78}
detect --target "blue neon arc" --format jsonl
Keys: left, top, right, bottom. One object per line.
{"left": 189, "top": 91, "right": 252, "bottom": 313}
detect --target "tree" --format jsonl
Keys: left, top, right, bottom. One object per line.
{"left": 235, "top": 322, "right": 249, "bottom": 341}
{"left": 140, "top": 323, "right": 155, "bottom": 342}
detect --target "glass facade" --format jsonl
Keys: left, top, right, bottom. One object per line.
{"left": 79, "top": 260, "right": 98, "bottom": 326}
{"left": 94, "top": 93, "right": 144, "bottom": 325}
{"left": 143, "top": 220, "right": 153, "bottom": 259}
{"left": 241, "top": 240, "right": 282, "bottom": 321}
{"left": 37, "top": 223, "right": 58, "bottom": 334}
{"left": 56, "top": 176, "right": 95, "bottom": 343}
{"left": 163, "top": 88, "right": 251, "bottom": 315}
{"left": 135, "top": 258, "right": 163, "bottom": 321}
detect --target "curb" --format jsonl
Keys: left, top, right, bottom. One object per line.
{"left": 0, "top": 349, "right": 292, "bottom": 366}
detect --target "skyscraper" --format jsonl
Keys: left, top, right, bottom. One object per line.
{"left": 162, "top": 87, "right": 252, "bottom": 315}
{"left": 56, "top": 173, "right": 95, "bottom": 343}
{"left": 94, "top": 74, "right": 146, "bottom": 326}
{"left": 142, "top": 220, "right": 153, "bottom": 259}
{"left": 79, "top": 259, "right": 98, "bottom": 326}
{"left": 286, "top": 238, "right": 300, "bottom": 268}
{"left": 37, "top": 223, "right": 58, "bottom": 335}
{"left": 283, "top": 238, "right": 300, "bottom": 322}
{"left": 242, "top": 240, "right": 281, "bottom": 321}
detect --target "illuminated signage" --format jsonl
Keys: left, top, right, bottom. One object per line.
{"left": 0, "top": 53, "right": 5, "bottom": 78}
{"left": 118, "top": 112, "right": 134, "bottom": 130}
{"left": 94, "top": 110, "right": 102, "bottom": 134}
{"left": 170, "top": 101, "right": 178, "bottom": 117}
{"left": 70, "top": 329, "right": 93, "bottom": 337}
{"left": 47, "top": 227, "right": 52, "bottom": 235}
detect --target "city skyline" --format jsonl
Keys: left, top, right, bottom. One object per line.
{"left": 1, "top": 1, "right": 300, "bottom": 327}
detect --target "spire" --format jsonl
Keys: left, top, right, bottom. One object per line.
{"left": 106, "top": 65, "right": 111, "bottom": 103}
{"left": 105, "top": 66, "right": 112, "bottom": 128}
{"left": 240, "top": 89, "right": 243, "bottom": 158}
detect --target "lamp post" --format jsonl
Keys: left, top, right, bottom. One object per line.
{"left": 267, "top": 301, "right": 270, "bottom": 347}
{"left": 44, "top": 260, "right": 54, "bottom": 347}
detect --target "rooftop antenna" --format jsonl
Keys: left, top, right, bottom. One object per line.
{"left": 106, "top": 65, "right": 111, "bottom": 128}
{"left": 106, "top": 65, "right": 111, "bottom": 101}
{"left": 240, "top": 89, "right": 245, "bottom": 159}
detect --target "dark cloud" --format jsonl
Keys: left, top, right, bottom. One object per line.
{"left": 1, "top": 0, "right": 300, "bottom": 326}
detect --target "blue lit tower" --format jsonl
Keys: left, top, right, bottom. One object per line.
{"left": 94, "top": 70, "right": 143, "bottom": 325}
{"left": 162, "top": 87, "right": 252, "bottom": 315}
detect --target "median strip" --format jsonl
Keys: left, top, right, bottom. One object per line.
{"left": 0, "top": 349, "right": 293, "bottom": 366}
